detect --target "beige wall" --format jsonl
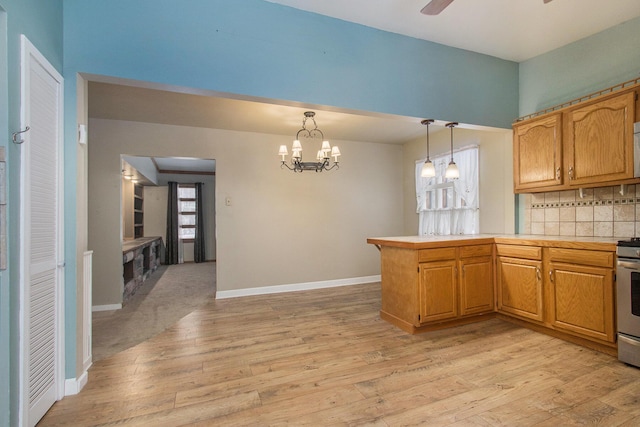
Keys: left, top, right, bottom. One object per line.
{"left": 403, "top": 127, "right": 515, "bottom": 235}
{"left": 88, "top": 119, "right": 404, "bottom": 305}
{"left": 75, "top": 75, "right": 91, "bottom": 376}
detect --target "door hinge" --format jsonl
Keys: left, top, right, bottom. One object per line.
{"left": 418, "top": 314, "right": 421, "bottom": 321}
{"left": 417, "top": 266, "right": 420, "bottom": 273}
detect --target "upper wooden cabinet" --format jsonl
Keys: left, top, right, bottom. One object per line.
{"left": 513, "top": 86, "right": 638, "bottom": 193}
{"left": 565, "top": 91, "right": 635, "bottom": 187}
{"left": 513, "top": 113, "right": 563, "bottom": 192}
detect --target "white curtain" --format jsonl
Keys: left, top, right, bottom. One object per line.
{"left": 416, "top": 146, "right": 479, "bottom": 236}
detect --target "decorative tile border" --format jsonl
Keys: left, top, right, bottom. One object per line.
{"left": 531, "top": 198, "right": 639, "bottom": 209}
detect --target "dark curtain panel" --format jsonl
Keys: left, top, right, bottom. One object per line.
{"left": 165, "top": 181, "right": 179, "bottom": 265}
{"left": 194, "top": 182, "right": 206, "bottom": 263}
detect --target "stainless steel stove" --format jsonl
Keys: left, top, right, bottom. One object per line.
{"left": 616, "top": 238, "right": 640, "bottom": 368}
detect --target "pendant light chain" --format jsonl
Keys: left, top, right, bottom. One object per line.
{"left": 445, "top": 121, "right": 459, "bottom": 179}
{"left": 420, "top": 119, "right": 436, "bottom": 178}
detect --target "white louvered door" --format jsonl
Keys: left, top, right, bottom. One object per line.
{"left": 19, "top": 35, "right": 64, "bottom": 427}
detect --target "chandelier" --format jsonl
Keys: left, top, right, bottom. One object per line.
{"left": 278, "top": 111, "right": 341, "bottom": 172}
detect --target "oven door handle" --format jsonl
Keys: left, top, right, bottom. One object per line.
{"left": 617, "top": 260, "right": 640, "bottom": 270}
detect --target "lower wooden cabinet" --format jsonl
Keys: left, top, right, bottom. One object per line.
{"left": 418, "top": 244, "right": 494, "bottom": 325}
{"left": 497, "top": 256, "right": 544, "bottom": 322}
{"left": 548, "top": 253, "right": 615, "bottom": 343}
{"left": 373, "top": 238, "right": 616, "bottom": 352}
{"left": 460, "top": 256, "right": 494, "bottom": 315}
{"left": 497, "top": 245, "right": 616, "bottom": 345}
{"left": 419, "top": 260, "right": 457, "bottom": 323}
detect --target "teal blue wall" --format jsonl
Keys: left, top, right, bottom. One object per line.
{"left": 519, "top": 16, "right": 640, "bottom": 116}
{"left": 0, "top": 0, "right": 63, "bottom": 425}
{"left": 515, "top": 16, "right": 640, "bottom": 233}
{"left": 0, "top": 9, "right": 8, "bottom": 427}
{"left": 63, "top": 0, "right": 519, "bottom": 128}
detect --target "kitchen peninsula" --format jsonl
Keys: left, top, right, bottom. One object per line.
{"left": 368, "top": 235, "right": 618, "bottom": 355}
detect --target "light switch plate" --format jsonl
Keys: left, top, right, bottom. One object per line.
{"left": 78, "top": 124, "right": 87, "bottom": 145}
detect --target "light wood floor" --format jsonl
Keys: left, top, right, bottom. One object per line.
{"left": 40, "top": 283, "right": 640, "bottom": 426}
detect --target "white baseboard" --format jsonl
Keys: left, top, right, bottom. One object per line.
{"left": 216, "top": 275, "right": 381, "bottom": 299}
{"left": 92, "top": 303, "right": 122, "bottom": 312}
{"left": 64, "top": 370, "right": 88, "bottom": 396}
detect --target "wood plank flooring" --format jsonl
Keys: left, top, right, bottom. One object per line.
{"left": 40, "top": 283, "right": 640, "bottom": 426}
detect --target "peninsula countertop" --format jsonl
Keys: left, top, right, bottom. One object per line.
{"left": 366, "top": 234, "right": 619, "bottom": 251}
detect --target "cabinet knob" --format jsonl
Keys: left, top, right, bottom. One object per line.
{"left": 556, "top": 167, "right": 561, "bottom": 180}
{"left": 568, "top": 166, "right": 574, "bottom": 180}
{"left": 549, "top": 269, "right": 554, "bottom": 282}
{"left": 536, "top": 267, "right": 541, "bottom": 282}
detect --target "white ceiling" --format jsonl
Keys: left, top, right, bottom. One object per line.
{"left": 265, "top": 0, "right": 640, "bottom": 62}
{"left": 153, "top": 157, "right": 215, "bottom": 174}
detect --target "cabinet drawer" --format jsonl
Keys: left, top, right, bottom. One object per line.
{"left": 418, "top": 247, "right": 456, "bottom": 262}
{"left": 459, "top": 244, "right": 492, "bottom": 258}
{"left": 496, "top": 244, "right": 542, "bottom": 260}
{"left": 547, "top": 248, "right": 613, "bottom": 268}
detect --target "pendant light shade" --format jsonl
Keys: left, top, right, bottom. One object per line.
{"left": 445, "top": 122, "right": 459, "bottom": 179}
{"left": 445, "top": 160, "right": 459, "bottom": 179}
{"left": 422, "top": 160, "right": 436, "bottom": 178}
{"left": 420, "top": 119, "right": 436, "bottom": 178}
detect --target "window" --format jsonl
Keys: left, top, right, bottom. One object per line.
{"left": 178, "top": 184, "right": 196, "bottom": 241}
{"left": 415, "top": 146, "right": 479, "bottom": 235}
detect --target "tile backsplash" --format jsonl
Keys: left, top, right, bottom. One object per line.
{"left": 522, "top": 185, "right": 640, "bottom": 238}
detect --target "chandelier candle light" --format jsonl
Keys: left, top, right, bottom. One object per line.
{"left": 420, "top": 119, "right": 436, "bottom": 178}
{"left": 445, "top": 121, "right": 460, "bottom": 179}
{"left": 278, "top": 111, "right": 340, "bottom": 172}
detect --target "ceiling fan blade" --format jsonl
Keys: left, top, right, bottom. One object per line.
{"left": 543, "top": 0, "right": 553, "bottom": 3}
{"left": 421, "top": 0, "right": 454, "bottom": 15}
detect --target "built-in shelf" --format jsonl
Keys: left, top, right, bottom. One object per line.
{"left": 133, "top": 184, "right": 143, "bottom": 238}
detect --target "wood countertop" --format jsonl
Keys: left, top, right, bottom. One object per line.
{"left": 367, "top": 234, "right": 618, "bottom": 251}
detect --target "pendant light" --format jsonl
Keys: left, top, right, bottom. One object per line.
{"left": 420, "top": 119, "right": 436, "bottom": 178}
{"left": 445, "top": 122, "right": 459, "bottom": 179}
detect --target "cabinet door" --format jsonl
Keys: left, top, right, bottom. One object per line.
{"left": 566, "top": 91, "right": 635, "bottom": 186}
{"left": 497, "top": 257, "right": 543, "bottom": 322}
{"left": 548, "top": 262, "right": 615, "bottom": 343}
{"left": 459, "top": 256, "right": 494, "bottom": 315}
{"left": 513, "top": 113, "right": 563, "bottom": 192}
{"left": 419, "top": 260, "right": 457, "bottom": 323}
